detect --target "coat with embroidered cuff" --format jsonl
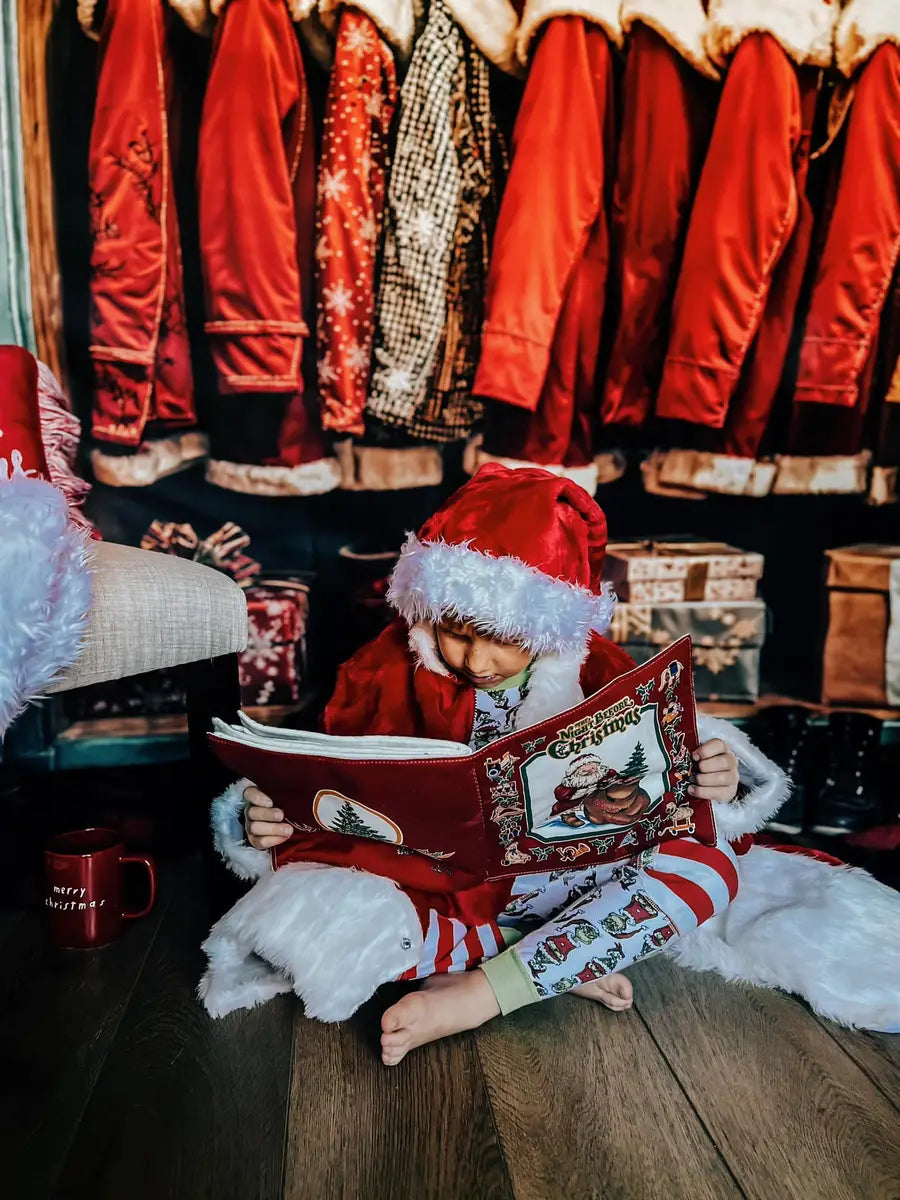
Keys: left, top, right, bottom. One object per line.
{"left": 82, "top": 0, "right": 197, "bottom": 454}
{"left": 471, "top": 9, "right": 619, "bottom": 489}
{"left": 201, "top": 612, "right": 900, "bottom": 1032}
{"left": 652, "top": 0, "right": 837, "bottom": 494}
{"left": 197, "top": 0, "right": 340, "bottom": 497}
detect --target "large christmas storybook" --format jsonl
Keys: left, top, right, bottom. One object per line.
{"left": 209, "top": 638, "right": 714, "bottom": 887}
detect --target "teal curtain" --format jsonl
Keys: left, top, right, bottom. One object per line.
{"left": 0, "top": 0, "right": 36, "bottom": 350}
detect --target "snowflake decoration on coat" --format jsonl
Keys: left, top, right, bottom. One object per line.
{"left": 323, "top": 280, "right": 354, "bottom": 317}
{"left": 318, "top": 357, "right": 338, "bottom": 386}
{"left": 346, "top": 342, "right": 371, "bottom": 373}
{"left": 409, "top": 208, "right": 436, "bottom": 247}
{"left": 382, "top": 366, "right": 412, "bottom": 394}
{"left": 319, "top": 167, "right": 349, "bottom": 202}
{"left": 344, "top": 23, "right": 374, "bottom": 53}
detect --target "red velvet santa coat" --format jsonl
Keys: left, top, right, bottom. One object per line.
{"left": 270, "top": 621, "right": 635, "bottom": 924}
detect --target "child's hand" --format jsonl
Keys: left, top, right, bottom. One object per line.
{"left": 689, "top": 740, "right": 739, "bottom": 804}
{"left": 243, "top": 786, "right": 294, "bottom": 849}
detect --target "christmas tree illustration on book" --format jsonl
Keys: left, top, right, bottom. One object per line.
{"left": 331, "top": 798, "right": 386, "bottom": 840}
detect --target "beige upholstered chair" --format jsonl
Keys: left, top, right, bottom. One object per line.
{"left": 49, "top": 541, "right": 248, "bottom": 807}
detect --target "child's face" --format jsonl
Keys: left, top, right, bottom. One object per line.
{"left": 435, "top": 618, "right": 532, "bottom": 688}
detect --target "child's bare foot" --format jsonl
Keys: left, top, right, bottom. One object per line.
{"left": 380, "top": 970, "right": 500, "bottom": 1066}
{"left": 573, "top": 972, "right": 633, "bottom": 1011}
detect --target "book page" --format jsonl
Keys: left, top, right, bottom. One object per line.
{"left": 211, "top": 717, "right": 472, "bottom": 762}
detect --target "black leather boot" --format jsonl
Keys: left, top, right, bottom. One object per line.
{"left": 747, "top": 706, "right": 817, "bottom": 835}
{"left": 811, "top": 712, "right": 884, "bottom": 836}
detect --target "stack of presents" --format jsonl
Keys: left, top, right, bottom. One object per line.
{"left": 602, "top": 541, "right": 766, "bottom": 703}
{"left": 601, "top": 538, "right": 899, "bottom": 845}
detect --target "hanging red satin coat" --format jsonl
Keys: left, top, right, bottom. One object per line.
{"left": 793, "top": 43, "right": 900, "bottom": 410}
{"left": 601, "top": 21, "right": 717, "bottom": 429}
{"left": 87, "top": 0, "right": 195, "bottom": 446}
{"left": 198, "top": 0, "right": 334, "bottom": 486}
{"left": 472, "top": 15, "right": 615, "bottom": 481}
{"left": 656, "top": 34, "right": 818, "bottom": 436}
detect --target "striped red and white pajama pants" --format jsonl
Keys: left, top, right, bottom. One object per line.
{"left": 400, "top": 833, "right": 739, "bottom": 998}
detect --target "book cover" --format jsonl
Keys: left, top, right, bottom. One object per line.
{"left": 209, "top": 637, "right": 714, "bottom": 889}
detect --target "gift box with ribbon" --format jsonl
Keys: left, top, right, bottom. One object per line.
{"left": 608, "top": 599, "right": 768, "bottom": 702}
{"left": 604, "top": 541, "right": 764, "bottom": 604}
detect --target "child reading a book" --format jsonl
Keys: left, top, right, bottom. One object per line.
{"left": 203, "top": 465, "right": 900, "bottom": 1052}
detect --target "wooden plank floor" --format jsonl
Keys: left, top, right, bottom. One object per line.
{"left": 1, "top": 859, "right": 897, "bottom": 1200}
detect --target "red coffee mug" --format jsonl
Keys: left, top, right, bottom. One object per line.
{"left": 44, "top": 828, "right": 157, "bottom": 950}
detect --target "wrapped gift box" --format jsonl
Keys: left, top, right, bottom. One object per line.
{"left": 822, "top": 545, "right": 900, "bottom": 707}
{"left": 239, "top": 579, "right": 311, "bottom": 707}
{"left": 608, "top": 599, "right": 768, "bottom": 702}
{"left": 604, "top": 541, "right": 764, "bottom": 604}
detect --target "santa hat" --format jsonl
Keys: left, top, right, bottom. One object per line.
{"left": 387, "top": 463, "right": 616, "bottom": 657}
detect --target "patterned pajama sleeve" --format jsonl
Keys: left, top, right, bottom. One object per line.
{"left": 480, "top": 833, "right": 740, "bottom": 1013}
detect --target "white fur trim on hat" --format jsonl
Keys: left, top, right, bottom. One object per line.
{"left": 516, "top": 0, "right": 622, "bottom": 65}
{"left": 211, "top": 779, "right": 274, "bottom": 882}
{"left": 206, "top": 456, "right": 341, "bottom": 497}
{"left": 668, "top": 844, "right": 900, "bottom": 1031}
{"left": 200, "top": 861, "right": 423, "bottom": 1020}
{"left": 0, "top": 457, "right": 92, "bottom": 737}
{"left": 697, "top": 716, "right": 789, "bottom": 839}
{"left": 446, "top": 0, "right": 521, "bottom": 73}
{"left": 319, "top": 0, "right": 415, "bottom": 56}
{"left": 835, "top": 0, "right": 900, "bottom": 75}
{"left": 622, "top": 0, "right": 720, "bottom": 79}
{"left": 389, "top": 533, "right": 617, "bottom": 655}
{"left": 704, "top": 0, "right": 838, "bottom": 68}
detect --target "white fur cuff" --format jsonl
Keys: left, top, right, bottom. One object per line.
{"left": 516, "top": 0, "right": 622, "bottom": 65}
{"left": 319, "top": 0, "right": 415, "bottom": 57}
{"left": 697, "top": 716, "right": 789, "bottom": 839}
{"left": 446, "top": 0, "right": 521, "bottom": 74}
{"left": 704, "top": 0, "right": 838, "bottom": 68}
{"left": 622, "top": 0, "right": 720, "bottom": 79}
{"left": 211, "top": 779, "right": 274, "bottom": 882}
{"left": 835, "top": 0, "right": 900, "bottom": 76}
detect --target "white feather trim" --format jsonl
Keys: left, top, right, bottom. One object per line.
{"left": 200, "top": 863, "right": 423, "bottom": 1021}
{"left": 515, "top": 651, "right": 586, "bottom": 729}
{"left": 704, "top": 0, "right": 838, "bottom": 68}
{"left": 407, "top": 623, "right": 586, "bottom": 729}
{"left": 622, "top": 0, "right": 720, "bottom": 79}
{"left": 445, "top": 0, "right": 521, "bottom": 73}
{"left": 669, "top": 845, "right": 900, "bottom": 1031}
{"left": 835, "top": 0, "right": 900, "bottom": 76}
{"left": 697, "top": 716, "right": 789, "bottom": 839}
{"left": 0, "top": 458, "right": 92, "bottom": 737}
{"left": 388, "top": 534, "right": 617, "bottom": 656}
{"left": 211, "top": 779, "right": 274, "bottom": 882}
{"left": 516, "top": 0, "right": 622, "bottom": 64}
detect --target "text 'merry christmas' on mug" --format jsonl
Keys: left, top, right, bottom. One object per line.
{"left": 44, "top": 828, "right": 157, "bottom": 950}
